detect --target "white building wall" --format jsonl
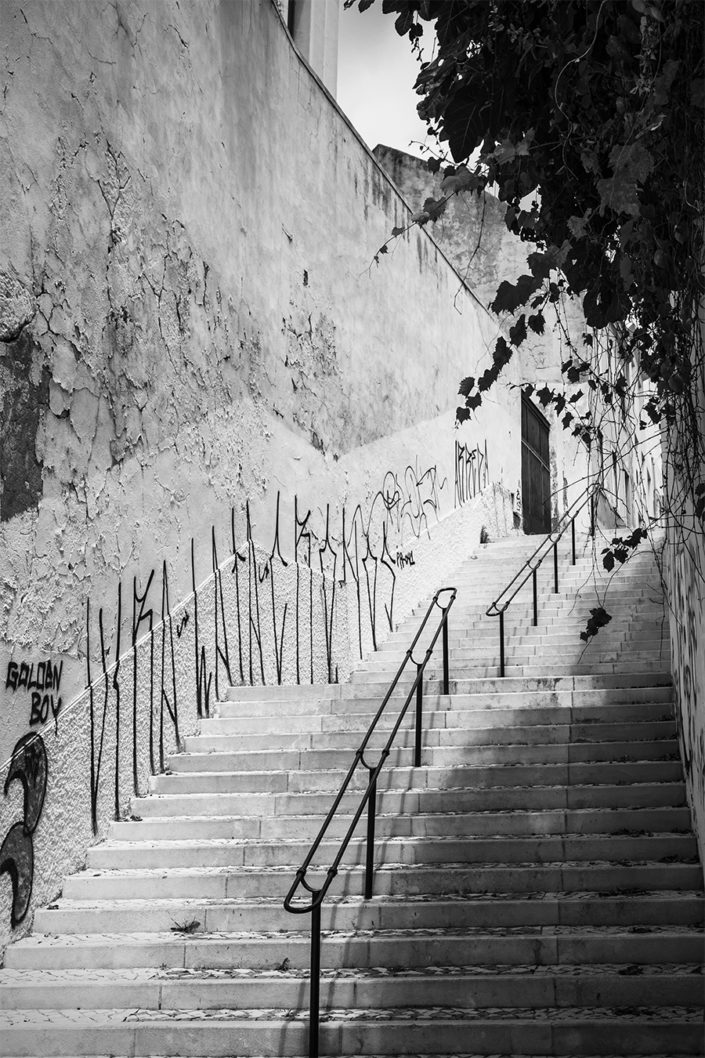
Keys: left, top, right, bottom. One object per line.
{"left": 0, "top": 0, "right": 523, "bottom": 953}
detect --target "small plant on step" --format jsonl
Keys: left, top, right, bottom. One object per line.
{"left": 170, "top": 918, "right": 201, "bottom": 935}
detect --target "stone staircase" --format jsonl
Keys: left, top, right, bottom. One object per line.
{"left": 0, "top": 532, "right": 703, "bottom": 1056}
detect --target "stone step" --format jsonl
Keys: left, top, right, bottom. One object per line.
{"left": 386, "top": 609, "right": 668, "bottom": 635}
{"left": 109, "top": 805, "right": 694, "bottom": 843}
{"left": 187, "top": 718, "right": 677, "bottom": 754}
{"left": 129, "top": 781, "right": 688, "bottom": 820}
{"left": 6, "top": 926, "right": 703, "bottom": 972}
{"left": 61, "top": 861, "right": 702, "bottom": 901}
{"left": 0, "top": 1005, "right": 702, "bottom": 1056}
{"left": 165, "top": 738, "right": 679, "bottom": 775}
{"left": 180, "top": 722, "right": 679, "bottom": 758}
{"left": 86, "top": 832, "right": 698, "bottom": 871}
{"left": 355, "top": 661, "right": 672, "bottom": 681}
{"left": 370, "top": 640, "right": 670, "bottom": 660}
{"left": 203, "top": 704, "right": 675, "bottom": 737}
{"left": 1, "top": 963, "right": 702, "bottom": 1011}
{"left": 149, "top": 760, "right": 685, "bottom": 798}
{"left": 32, "top": 889, "right": 705, "bottom": 935}
{"left": 213, "top": 692, "right": 675, "bottom": 721}
{"left": 420, "top": 593, "right": 663, "bottom": 613}
{"left": 221, "top": 673, "right": 672, "bottom": 702}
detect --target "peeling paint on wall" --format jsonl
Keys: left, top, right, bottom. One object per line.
{"left": 0, "top": 331, "right": 48, "bottom": 521}
{"left": 665, "top": 536, "right": 705, "bottom": 869}
{"left": 0, "top": 0, "right": 525, "bottom": 954}
{"left": 0, "top": 273, "right": 36, "bottom": 343}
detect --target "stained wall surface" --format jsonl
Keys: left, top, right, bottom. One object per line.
{"left": 665, "top": 476, "right": 705, "bottom": 867}
{"left": 0, "top": 0, "right": 523, "bottom": 952}
{"left": 373, "top": 145, "right": 594, "bottom": 528}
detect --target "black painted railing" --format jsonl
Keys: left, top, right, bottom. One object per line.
{"left": 283, "top": 586, "right": 457, "bottom": 1057}
{"left": 487, "top": 484, "right": 599, "bottom": 676}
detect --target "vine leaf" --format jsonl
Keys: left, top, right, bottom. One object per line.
{"left": 596, "top": 142, "right": 654, "bottom": 217}
{"left": 580, "top": 606, "right": 612, "bottom": 643}
{"left": 490, "top": 275, "right": 542, "bottom": 315}
{"left": 509, "top": 314, "right": 527, "bottom": 347}
{"left": 528, "top": 312, "right": 545, "bottom": 335}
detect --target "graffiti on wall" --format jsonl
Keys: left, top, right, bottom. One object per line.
{"left": 4, "top": 659, "right": 63, "bottom": 728}
{"left": 2, "top": 454, "right": 497, "bottom": 929}
{"left": 454, "top": 439, "right": 490, "bottom": 508}
{"left": 84, "top": 564, "right": 184, "bottom": 836}
{"left": 71, "top": 461, "right": 446, "bottom": 836}
{"left": 0, "top": 733, "right": 48, "bottom": 926}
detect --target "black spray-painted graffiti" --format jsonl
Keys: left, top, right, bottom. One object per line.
{"left": 454, "top": 439, "right": 490, "bottom": 507}
{"left": 395, "top": 550, "right": 415, "bottom": 568}
{"left": 338, "top": 462, "right": 445, "bottom": 659}
{"left": 85, "top": 563, "right": 182, "bottom": 836}
{"left": 0, "top": 733, "right": 48, "bottom": 926}
{"left": 1, "top": 459, "right": 452, "bottom": 929}
{"left": 5, "top": 659, "right": 63, "bottom": 728}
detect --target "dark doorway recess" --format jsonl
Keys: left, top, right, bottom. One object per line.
{"left": 521, "top": 395, "right": 551, "bottom": 534}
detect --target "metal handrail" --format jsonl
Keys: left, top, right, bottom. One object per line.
{"left": 283, "top": 585, "right": 457, "bottom": 1058}
{"left": 487, "top": 482, "right": 600, "bottom": 675}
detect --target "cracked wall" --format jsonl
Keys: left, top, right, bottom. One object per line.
{"left": 0, "top": 0, "right": 525, "bottom": 948}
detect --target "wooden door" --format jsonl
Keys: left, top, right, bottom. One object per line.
{"left": 521, "top": 396, "right": 551, "bottom": 534}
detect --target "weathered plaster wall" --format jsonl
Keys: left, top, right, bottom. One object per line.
{"left": 0, "top": 0, "right": 525, "bottom": 952}
{"left": 664, "top": 528, "right": 705, "bottom": 869}
{"left": 372, "top": 145, "right": 594, "bottom": 529}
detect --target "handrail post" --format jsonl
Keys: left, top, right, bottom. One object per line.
{"left": 365, "top": 770, "right": 377, "bottom": 899}
{"left": 498, "top": 611, "right": 505, "bottom": 677}
{"left": 442, "top": 617, "right": 449, "bottom": 695}
{"left": 309, "top": 899, "right": 321, "bottom": 1058}
{"left": 571, "top": 519, "right": 576, "bottom": 564}
{"left": 553, "top": 541, "right": 559, "bottom": 593}
{"left": 414, "top": 663, "right": 423, "bottom": 768}
{"left": 532, "top": 569, "right": 538, "bottom": 626}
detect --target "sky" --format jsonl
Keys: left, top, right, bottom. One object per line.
{"left": 337, "top": 3, "right": 432, "bottom": 157}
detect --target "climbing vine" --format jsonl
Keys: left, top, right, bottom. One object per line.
{"left": 350, "top": 0, "right": 705, "bottom": 567}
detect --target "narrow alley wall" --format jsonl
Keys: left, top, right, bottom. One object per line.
{"left": 0, "top": 0, "right": 523, "bottom": 950}
{"left": 664, "top": 482, "right": 705, "bottom": 869}
{"left": 373, "top": 145, "right": 596, "bottom": 528}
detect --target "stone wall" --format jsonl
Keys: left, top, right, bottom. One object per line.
{"left": 0, "top": 0, "right": 523, "bottom": 952}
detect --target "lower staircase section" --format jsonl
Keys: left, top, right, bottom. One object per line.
{"left": 0, "top": 536, "right": 703, "bottom": 1055}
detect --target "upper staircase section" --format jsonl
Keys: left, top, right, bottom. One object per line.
{"left": 354, "top": 531, "right": 669, "bottom": 683}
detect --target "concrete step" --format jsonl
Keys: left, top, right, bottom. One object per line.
{"left": 147, "top": 761, "right": 686, "bottom": 798}
{"left": 31, "top": 889, "right": 705, "bottom": 935}
{"left": 184, "top": 724, "right": 677, "bottom": 756}
{"left": 108, "top": 804, "right": 694, "bottom": 843}
{"left": 60, "top": 861, "right": 702, "bottom": 902}
{"left": 2, "top": 963, "right": 703, "bottom": 1011}
{"left": 6, "top": 925, "right": 703, "bottom": 972}
{"left": 85, "top": 832, "right": 698, "bottom": 871}
{"left": 355, "top": 661, "right": 672, "bottom": 681}
{"left": 128, "top": 781, "right": 689, "bottom": 821}
{"left": 204, "top": 703, "right": 675, "bottom": 738}
{"left": 165, "top": 738, "right": 679, "bottom": 775}
{"left": 0, "top": 1005, "right": 702, "bottom": 1056}
{"left": 369, "top": 639, "right": 670, "bottom": 660}
{"left": 213, "top": 691, "right": 675, "bottom": 721}
{"left": 221, "top": 672, "right": 672, "bottom": 702}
